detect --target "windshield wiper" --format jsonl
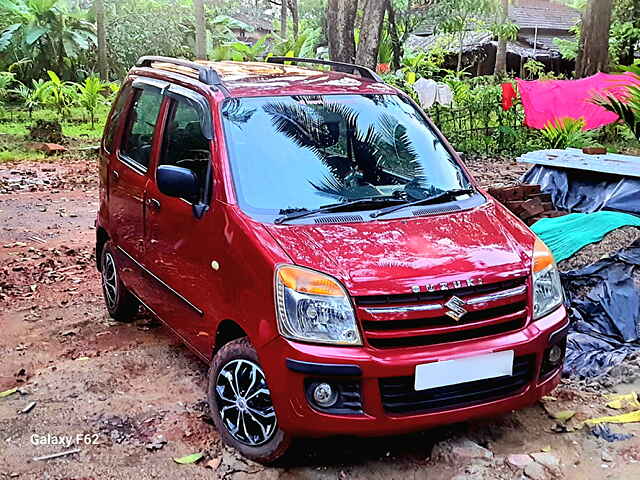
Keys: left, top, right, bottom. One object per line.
{"left": 274, "top": 197, "right": 405, "bottom": 224}
{"left": 370, "top": 188, "right": 476, "bottom": 219}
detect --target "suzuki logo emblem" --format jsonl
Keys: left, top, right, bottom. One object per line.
{"left": 444, "top": 296, "right": 468, "bottom": 321}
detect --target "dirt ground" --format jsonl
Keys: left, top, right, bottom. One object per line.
{"left": 2, "top": 154, "right": 640, "bottom": 480}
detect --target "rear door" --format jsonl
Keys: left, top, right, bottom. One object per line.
{"left": 109, "top": 80, "right": 165, "bottom": 295}
{"left": 143, "top": 86, "right": 220, "bottom": 355}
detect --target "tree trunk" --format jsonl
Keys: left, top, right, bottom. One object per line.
{"left": 493, "top": 0, "right": 509, "bottom": 75}
{"left": 326, "top": 0, "right": 357, "bottom": 65}
{"left": 355, "top": 0, "right": 387, "bottom": 70}
{"left": 386, "top": 0, "right": 403, "bottom": 70}
{"left": 575, "top": 0, "right": 613, "bottom": 77}
{"left": 457, "top": 31, "right": 464, "bottom": 71}
{"left": 193, "top": 0, "right": 207, "bottom": 60}
{"left": 280, "top": 0, "right": 287, "bottom": 37}
{"left": 288, "top": 0, "right": 299, "bottom": 39}
{"left": 95, "top": 0, "right": 107, "bottom": 80}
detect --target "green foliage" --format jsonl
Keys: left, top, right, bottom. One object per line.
{"left": 593, "top": 83, "right": 640, "bottom": 140}
{"left": 553, "top": 36, "right": 579, "bottom": 61}
{"left": 540, "top": 117, "right": 595, "bottom": 149}
{"left": 0, "top": 70, "right": 16, "bottom": 102}
{"left": 9, "top": 77, "right": 46, "bottom": 115}
{"left": 523, "top": 58, "right": 545, "bottom": 79}
{"left": 610, "top": 20, "right": 640, "bottom": 65}
{"left": 105, "top": 0, "right": 193, "bottom": 78}
{"left": 41, "top": 70, "right": 77, "bottom": 119}
{"left": 430, "top": 0, "right": 497, "bottom": 70}
{"left": 268, "top": 25, "right": 322, "bottom": 58}
{"left": 212, "top": 38, "right": 267, "bottom": 62}
{"left": 490, "top": 20, "right": 519, "bottom": 42}
{"left": 77, "top": 75, "right": 108, "bottom": 128}
{"left": 0, "top": 0, "right": 96, "bottom": 83}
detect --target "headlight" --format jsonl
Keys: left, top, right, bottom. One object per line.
{"left": 275, "top": 265, "right": 362, "bottom": 345}
{"left": 532, "top": 238, "right": 563, "bottom": 319}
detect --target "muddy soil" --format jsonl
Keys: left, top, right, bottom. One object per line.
{"left": 1, "top": 155, "right": 640, "bottom": 480}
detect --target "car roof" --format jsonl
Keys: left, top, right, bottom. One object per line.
{"left": 146, "top": 60, "right": 398, "bottom": 98}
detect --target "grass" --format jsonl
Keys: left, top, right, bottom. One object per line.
{"left": 0, "top": 104, "right": 109, "bottom": 141}
{"left": 0, "top": 104, "right": 109, "bottom": 164}
{"left": 0, "top": 147, "right": 46, "bottom": 163}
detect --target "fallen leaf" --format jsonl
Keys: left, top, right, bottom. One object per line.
{"left": 551, "top": 410, "right": 576, "bottom": 422}
{"left": 173, "top": 452, "right": 204, "bottom": 464}
{"left": 0, "top": 387, "right": 18, "bottom": 398}
{"left": 541, "top": 445, "right": 552, "bottom": 452}
{"left": 206, "top": 457, "right": 221, "bottom": 470}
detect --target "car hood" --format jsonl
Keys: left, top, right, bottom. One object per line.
{"left": 263, "top": 200, "right": 536, "bottom": 297}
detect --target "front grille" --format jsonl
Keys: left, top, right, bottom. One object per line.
{"left": 379, "top": 354, "right": 535, "bottom": 414}
{"left": 363, "top": 301, "right": 526, "bottom": 331}
{"left": 355, "top": 277, "right": 525, "bottom": 306}
{"left": 358, "top": 277, "right": 529, "bottom": 349}
{"left": 367, "top": 318, "right": 526, "bottom": 349}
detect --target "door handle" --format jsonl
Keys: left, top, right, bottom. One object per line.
{"left": 147, "top": 198, "right": 161, "bottom": 211}
{"left": 111, "top": 170, "right": 120, "bottom": 182}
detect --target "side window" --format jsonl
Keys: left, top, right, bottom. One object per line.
{"left": 120, "top": 88, "right": 163, "bottom": 169}
{"left": 159, "top": 98, "right": 211, "bottom": 201}
{"left": 103, "top": 84, "right": 131, "bottom": 153}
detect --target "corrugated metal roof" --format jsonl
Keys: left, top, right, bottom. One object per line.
{"left": 509, "top": 0, "right": 580, "bottom": 31}
{"left": 406, "top": 32, "right": 494, "bottom": 54}
{"left": 415, "top": 0, "right": 579, "bottom": 35}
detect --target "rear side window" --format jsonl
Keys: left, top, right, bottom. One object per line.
{"left": 159, "top": 98, "right": 211, "bottom": 201}
{"left": 103, "top": 84, "right": 131, "bottom": 153}
{"left": 120, "top": 88, "right": 163, "bottom": 169}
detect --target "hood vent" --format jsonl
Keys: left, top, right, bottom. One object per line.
{"left": 314, "top": 214, "right": 365, "bottom": 224}
{"left": 412, "top": 204, "right": 462, "bottom": 216}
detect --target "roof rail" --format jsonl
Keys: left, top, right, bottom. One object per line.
{"left": 136, "top": 56, "right": 229, "bottom": 96}
{"left": 266, "top": 56, "right": 383, "bottom": 83}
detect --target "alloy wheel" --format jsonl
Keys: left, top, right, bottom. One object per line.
{"left": 102, "top": 252, "right": 118, "bottom": 310}
{"left": 215, "top": 359, "right": 277, "bottom": 446}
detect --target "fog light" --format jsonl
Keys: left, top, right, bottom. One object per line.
{"left": 312, "top": 382, "right": 338, "bottom": 407}
{"left": 548, "top": 344, "right": 563, "bottom": 364}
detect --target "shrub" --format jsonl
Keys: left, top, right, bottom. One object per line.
{"left": 540, "top": 117, "right": 595, "bottom": 149}
{"left": 78, "top": 76, "right": 108, "bottom": 128}
{"left": 41, "top": 71, "right": 78, "bottom": 120}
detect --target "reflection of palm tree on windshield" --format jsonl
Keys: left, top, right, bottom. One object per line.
{"left": 262, "top": 99, "right": 430, "bottom": 201}
{"left": 221, "top": 98, "right": 257, "bottom": 128}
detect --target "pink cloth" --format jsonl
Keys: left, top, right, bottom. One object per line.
{"left": 517, "top": 72, "right": 640, "bottom": 130}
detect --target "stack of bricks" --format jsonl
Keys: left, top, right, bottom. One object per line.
{"left": 488, "top": 184, "right": 567, "bottom": 226}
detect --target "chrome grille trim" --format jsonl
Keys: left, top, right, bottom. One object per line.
{"left": 364, "top": 303, "right": 443, "bottom": 314}
{"left": 465, "top": 285, "right": 527, "bottom": 305}
{"left": 362, "top": 285, "right": 527, "bottom": 315}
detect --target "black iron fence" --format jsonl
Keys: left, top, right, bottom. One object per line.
{"left": 429, "top": 101, "right": 539, "bottom": 156}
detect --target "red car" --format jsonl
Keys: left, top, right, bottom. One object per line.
{"left": 96, "top": 56, "right": 568, "bottom": 463}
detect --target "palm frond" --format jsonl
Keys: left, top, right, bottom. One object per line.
{"left": 593, "top": 85, "right": 640, "bottom": 140}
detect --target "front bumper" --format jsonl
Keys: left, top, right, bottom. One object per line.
{"left": 259, "top": 306, "right": 568, "bottom": 437}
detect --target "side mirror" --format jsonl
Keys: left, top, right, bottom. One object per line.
{"left": 157, "top": 165, "right": 199, "bottom": 202}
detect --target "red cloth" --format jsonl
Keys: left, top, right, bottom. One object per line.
{"left": 517, "top": 72, "right": 640, "bottom": 130}
{"left": 501, "top": 82, "right": 517, "bottom": 111}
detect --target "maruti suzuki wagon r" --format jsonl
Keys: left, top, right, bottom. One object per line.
{"left": 96, "top": 56, "right": 568, "bottom": 463}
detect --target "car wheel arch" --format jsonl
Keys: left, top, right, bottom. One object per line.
{"left": 213, "top": 319, "right": 248, "bottom": 359}
{"left": 96, "top": 227, "right": 110, "bottom": 271}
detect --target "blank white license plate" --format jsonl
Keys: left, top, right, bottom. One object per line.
{"left": 414, "top": 350, "right": 514, "bottom": 391}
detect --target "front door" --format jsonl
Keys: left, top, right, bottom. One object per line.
{"left": 143, "top": 92, "right": 219, "bottom": 355}
{"left": 109, "top": 85, "right": 163, "bottom": 295}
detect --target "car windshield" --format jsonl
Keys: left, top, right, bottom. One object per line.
{"left": 221, "top": 94, "right": 471, "bottom": 217}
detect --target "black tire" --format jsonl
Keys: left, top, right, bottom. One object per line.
{"left": 208, "top": 337, "right": 291, "bottom": 464}
{"left": 100, "top": 240, "right": 138, "bottom": 322}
